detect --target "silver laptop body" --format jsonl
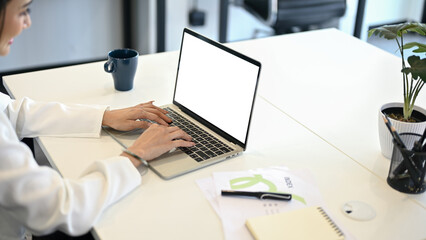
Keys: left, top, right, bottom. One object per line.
{"left": 107, "top": 28, "right": 261, "bottom": 179}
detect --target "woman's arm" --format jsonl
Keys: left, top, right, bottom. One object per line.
{"left": 6, "top": 97, "right": 108, "bottom": 139}
{"left": 0, "top": 111, "right": 142, "bottom": 236}
{"left": 4, "top": 96, "right": 172, "bottom": 139}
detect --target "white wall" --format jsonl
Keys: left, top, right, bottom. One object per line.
{"left": 360, "top": 0, "right": 425, "bottom": 40}
{"left": 165, "top": 0, "right": 220, "bottom": 52}
{"left": 339, "top": 0, "right": 359, "bottom": 36}
{"left": 163, "top": 0, "right": 274, "bottom": 52}
{"left": 131, "top": 0, "right": 157, "bottom": 54}
{"left": 227, "top": 4, "right": 274, "bottom": 42}
{"left": 0, "top": 0, "right": 123, "bottom": 72}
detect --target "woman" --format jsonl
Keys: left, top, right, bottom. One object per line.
{"left": 0, "top": 0, "right": 195, "bottom": 239}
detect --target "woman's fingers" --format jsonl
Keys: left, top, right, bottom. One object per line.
{"left": 127, "top": 124, "right": 195, "bottom": 160}
{"left": 104, "top": 101, "right": 172, "bottom": 131}
{"left": 134, "top": 120, "right": 152, "bottom": 129}
{"left": 172, "top": 139, "right": 196, "bottom": 148}
{"left": 167, "top": 126, "right": 192, "bottom": 141}
{"left": 137, "top": 101, "right": 169, "bottom": 115}
{"left": 142, "top": 108, "right": 172, "bottom": 124}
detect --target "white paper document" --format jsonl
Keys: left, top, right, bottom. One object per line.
{"left": 196, "top": 166, "right": 326, "bottom": 240}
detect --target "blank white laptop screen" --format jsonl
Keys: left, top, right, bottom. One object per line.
{"left": 174, "top": 31, "right": 259, "bottom": 144}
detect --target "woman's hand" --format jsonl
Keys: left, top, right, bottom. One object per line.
{"left": 124, "top": 124, "right": 195, "bottom": 164}
{"left": 102, "top": 101, "right": 171, "bottom": 131}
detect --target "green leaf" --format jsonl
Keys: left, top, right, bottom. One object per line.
{"left": 368, "top": 26, "right": 399, "bottom": 39}
{"left": 368, "top": 22, "right": 426, "bottom": 39}
{"left": 400, "top": 22, "right": 426, "bottom": 35}
{"left": 402, "top": 56, "right": 426, "bottom": 81}
{"left": 403, "top": 42, "right": 426, "bottom": 54}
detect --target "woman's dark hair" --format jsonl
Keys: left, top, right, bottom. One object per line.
{"left": 0, "top": 0, "right": 10, "bottom": 38}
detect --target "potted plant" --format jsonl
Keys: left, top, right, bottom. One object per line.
{"left": 368, "top": 22, "right": 426, "bottom": 158}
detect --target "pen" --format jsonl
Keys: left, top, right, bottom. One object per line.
{"left": 383, "top": 115, "right": 406, "bottom": 148}
{"left": 382, "top": 115, "right": 408, "bottom": 173}
{"left": 221, "top": 190, "right": 292, "bottom": 201}
{"left": 413, "top": 127, "right": 426, "bottom": 152}
{"left": 383, "top": 116, "right": 421, "bottom": 186}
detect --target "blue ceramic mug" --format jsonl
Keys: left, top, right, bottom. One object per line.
{"left": 104, "top": 49, "right": 139, "bottom": 91}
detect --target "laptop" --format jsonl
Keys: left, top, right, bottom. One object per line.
{"left": 106, "top": 28, "right": 261, "bottom": 179}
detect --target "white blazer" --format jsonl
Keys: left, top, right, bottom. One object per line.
{"left": 0, "top": 93, "right": 141, "bottom": 239}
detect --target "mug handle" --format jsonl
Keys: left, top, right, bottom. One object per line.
{"left": 104, "top": 60, "right": 116, "bottom": 73}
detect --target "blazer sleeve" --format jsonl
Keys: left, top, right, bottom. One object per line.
{"left": 0, "top": 111, "right": 142, "bottom": 236}
{"left": 4, "top": 95, "right": 108, "bottom": 139}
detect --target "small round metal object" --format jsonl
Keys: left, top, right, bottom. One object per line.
{"left": 341, "top": 201, "right": 376, "bottom": 221}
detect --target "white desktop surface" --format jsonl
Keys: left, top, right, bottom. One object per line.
{"left": 4, "top": 29, "right": 426, "bottom": 240}
{"left": 226, "top": 28, "right": 426, "bottom": 207}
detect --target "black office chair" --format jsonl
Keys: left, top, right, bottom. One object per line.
{"left": 241, "top": 0, "right": 346, "bottom": 35}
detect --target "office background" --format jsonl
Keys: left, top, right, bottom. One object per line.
{"left": 0, "top": 0, "right": 424, "bottom": 73}
{"left": 1, "top": 1, "right": 425, "bottom": 239}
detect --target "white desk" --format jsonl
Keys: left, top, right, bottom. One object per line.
{"left": 224, "top": 28, "right": 426, "bottom": 208}
{"left": 4, "top": 29, "right": 426, "bottom": 240}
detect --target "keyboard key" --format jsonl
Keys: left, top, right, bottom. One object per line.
{"left": 181, "top": 148, "right": 193, "bottom": 154}
{"left": 164, "top": 107, "right": 233, "bottom": 162}
{"left": 214, "top": 150, "right": 224, "bottom": 155}
{"left": 220, "top": 147, "right": 231, "bottom": 153}
{"left": 211, "top": 147, "right": 219, "bottom": 152}
{"left": 196, "top": 151, "right": 209, "bottom": 160}
{"left": 205, "top": 150, "right": 217, "bottom": 158}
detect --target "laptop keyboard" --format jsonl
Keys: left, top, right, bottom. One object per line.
{"left": 164, "top": 107, "right": 234, "bottom": 162}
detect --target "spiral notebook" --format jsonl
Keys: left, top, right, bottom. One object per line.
{"left": 245, "top": 206, "right": 345, "bottom": 240}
